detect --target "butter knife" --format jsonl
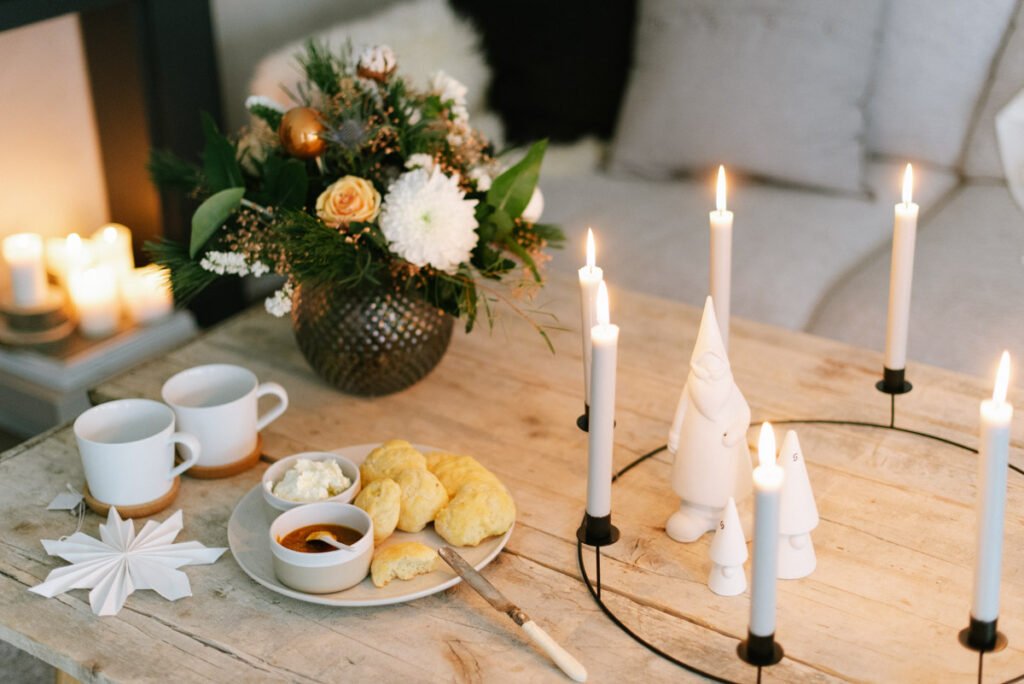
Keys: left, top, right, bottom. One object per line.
{"left": 439, "top": 546, "right": 588, "bottom": 682}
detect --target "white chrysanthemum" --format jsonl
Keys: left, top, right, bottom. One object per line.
{"left": 380, "top": 168, "right": 479, "bottom": 273}
{"left": 430, "top": 70, "right": 469, "bottom": 122}
{"left": 405, "top": 153, "right": 435, "bottom": 171}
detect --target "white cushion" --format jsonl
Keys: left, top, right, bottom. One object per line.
{"left": 609, "top": 0, "right": 883, "bottom": 193}
{"left": 964, "top": 1, "right": 1024, "bottom": 180}
{"left": 808, "top": 185, "right": 1024, "bottom": 376}
{"left": 543, "top": 161, "right": 957, "bottom": 331}
{"left": 866, "top": 0, "right": 1017, "bottom": 168}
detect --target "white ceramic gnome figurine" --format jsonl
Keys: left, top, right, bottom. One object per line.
{"left": 777, "top": 430, "right": 819, "bottom": 579}
{"left": 666, "top": 296, "right": 753, "bottom": 542}
{"left": 708, "top": 496, "right": 748, "bottom": 596}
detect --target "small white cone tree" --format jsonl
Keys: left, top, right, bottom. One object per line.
{"left": 708, "top": 497, "right": 748, "bottom": 596}
{"left": 777, "top": 430, "right": 819, "bottom": 579}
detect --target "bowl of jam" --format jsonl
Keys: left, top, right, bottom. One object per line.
{"left": 269, "top": 502, "right": 374, "bottom": 593}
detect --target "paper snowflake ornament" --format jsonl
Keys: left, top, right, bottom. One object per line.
{"left": 30, "top": 507, "right": 226, "bottom": 616}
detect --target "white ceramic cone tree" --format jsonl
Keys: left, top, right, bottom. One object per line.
{"left": 776, "top": 430, "right": 819, "bottom": 579}
{"left": 708, "top": 496, "right": 748, "bottom": 596}
{"left": 666, "top": 296, "right": 753, "bottom": 542}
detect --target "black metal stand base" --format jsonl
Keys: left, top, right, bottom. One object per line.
{"left": 876, "top": 366, "right": 912, "bottom": 395}
{"left": 576, "top": 513, "right": 620, "bottom": 547}
{"left": 737, "top": 632, "right": 784, "bottom": 666}
{"left": 959, "top": 618, "right": 1008, "bottom": 653}
{"left": 576, "top": 404, "right": 589, "bottom": 432}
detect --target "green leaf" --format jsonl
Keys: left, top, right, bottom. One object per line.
{"left": 201, "top": 112, "right": 243, "bottom": 191}
{"left": 487, "top": 139, "right": 547, "bottom": 219}
{"left": 190, "top": 187, "right": 245, "bottom": 257}
{"left": 503, "top": 236, "right": 542, "bottom": 282}
{"left": 262, "top": 156, "right": 308, "bottom": 209}
{"left": 489, "top": 208, "right": 514, "bottom": 241}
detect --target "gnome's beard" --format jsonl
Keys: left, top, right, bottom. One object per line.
{"left": 687, "top": 358, "right": 733, "bottom": 419}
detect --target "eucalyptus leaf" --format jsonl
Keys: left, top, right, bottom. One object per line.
{"left": 201, "top": 112, "right": 243, "bottom": 191}
{"left": 487, "top": 139, "right": 548, "bottom": 219}
{"left": 190, "top": 187, "right": 245, "bottom": 257}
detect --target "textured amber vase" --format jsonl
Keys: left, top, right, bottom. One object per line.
{"left": 291, "top": 281, "right": 454, "bottom": 396}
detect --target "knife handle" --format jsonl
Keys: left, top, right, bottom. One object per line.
{"left": 521, "top": 620, "right": 588, "bottom": 682}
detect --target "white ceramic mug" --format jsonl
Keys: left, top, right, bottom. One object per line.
{"left": 161, "top": 364, "right": 289, "bottom": 468}
{"left": 74, "top": 399, "right": 200, "bottom": 506}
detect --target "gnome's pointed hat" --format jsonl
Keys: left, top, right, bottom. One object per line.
{"left": 709, "top": 497, "right": 748, "bottom": 566}
{"left": 690, "top": 296, "right": 730, "bottom": 377}
{"left": 778, "top": 430, "right": 820, "bottom": 535}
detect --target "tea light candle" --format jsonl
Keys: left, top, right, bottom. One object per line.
{"left": 46, "top": 233, "right": 93, "bottom": 287}
{"left": 884, "top": 164, "right": 918, "bottom": 374}
{"left": 750, "top": 422, "right": 784, "bottom": 638}
{"left": 710, "top": 165, "right": 733, "bottom": 349}
{"left": 124, "top": 264, "right": 173, "bottom": 325}
{"left": 2, "top": 233, "right": 48, "bottom": 308}
{"left": 69, "top": 265, "right": 120, "bottom": 338}
{"left": 586, "top": 281, "right": 618, "bottom": 519}
{"left": 91, "top": 223, "right": 134, "bottom": 284}
{"left": 578, "top": 228, "right": 604, "bottom": 407}
{"left": 971, "top": 351, "right": 1014, "bottom": 624}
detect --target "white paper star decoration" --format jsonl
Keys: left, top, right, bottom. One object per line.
{"left": 30, "top": 507, "right": 226, "bottom": 616}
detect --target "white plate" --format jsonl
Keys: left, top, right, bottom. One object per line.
{"left": 228, "top": 443, "right": 513, "bottom": 607}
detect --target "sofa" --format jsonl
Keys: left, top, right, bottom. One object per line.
{"left": 251, "top": 0, "right": 1024, "bottom": 380}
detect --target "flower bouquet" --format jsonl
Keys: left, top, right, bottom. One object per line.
{"left": 149, "top": 42, "right": 563, "bottom": 395}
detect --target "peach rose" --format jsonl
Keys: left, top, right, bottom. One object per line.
{"left": 315, "top": 176, "right": 381, "bottom": 228}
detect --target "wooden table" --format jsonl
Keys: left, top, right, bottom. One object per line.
{"left": 1, "top": 273, "right": 1023, "bottom": 683}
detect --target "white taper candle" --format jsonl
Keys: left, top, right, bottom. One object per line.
{"left": 972, "top": 351, "right": 1013, "bottom": 622}
{"left": 884, "top": 164, "right": 919, "bottom": 371}
{"left": 586, "top": 281, "right": 618, "bottom": 518}
{"left": 750, "top": 422, "right": 784, "bottom": 637}
{"left": 578, "top": 228, "right": 604, "bottom": 406}
{"left": 710, "top": 166, "right": 733, "bottom": 350}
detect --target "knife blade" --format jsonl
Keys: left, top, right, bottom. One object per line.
{"left": 439, "top": 546, "right": 588, "bottom": 682}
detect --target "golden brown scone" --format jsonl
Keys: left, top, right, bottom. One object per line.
{"left": 360, "top": 440, "right": 426, "bottom": 484}
{"left": 371, "top": 542, "right": 439, "bottom": 588}
{"left": 425, "top": 451, "right": 503, "bottom": 498}
{"left": 434, "top": 481, "right": 516, "bottom": 547}
{"left": 353, "top": 478, "right": 401, "bottom": 542}
{"left": 393, "top": 468, "right": 449, "bottom": 533}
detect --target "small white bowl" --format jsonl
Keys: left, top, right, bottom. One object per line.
{"left": 269, "top": 502, "right": 374, "bottom": 594}
{"left": 262, "top": 452, "right": 361, "bottom": 517}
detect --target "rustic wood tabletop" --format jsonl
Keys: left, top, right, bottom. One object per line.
{"left": 1, "top": 273, "right": 1022, "bottom": 683}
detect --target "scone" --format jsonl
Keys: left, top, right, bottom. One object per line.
{"left": 353, "top": 478, "right": 401, "bottom": 542}
{"left": 434, "top": 481, "right": 516, "bottom": 547}
{"left": 371, "top": 541, "right": 439, "bottom": 588}
{"left": 426, "top": 452, "right": 503, "bottom": 498}
{"left": 394, "top": 468, "right": 449, "bottom": 533}
{"left": 360, "top": 440, "right": 426, "bottom": 484}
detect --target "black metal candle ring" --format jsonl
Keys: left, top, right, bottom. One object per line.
{"left": 575, "top": 380, "right": 1023, "bottom": 683}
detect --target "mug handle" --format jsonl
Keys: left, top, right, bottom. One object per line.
{"left": 255, "top": 381, "right": 289, "bottom": 431}
{"left": 168, "top": 432, "right": 201, "bottom": 479}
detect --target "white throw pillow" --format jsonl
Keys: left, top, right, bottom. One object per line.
{"left": 866, "top": 0, "right": 1017, "bottom": 169}
{"left": 609, "top": 0, "right": 883, "bottom": 194}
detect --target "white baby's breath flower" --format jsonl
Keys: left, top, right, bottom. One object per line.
{"left": 405, "top": 153, "right": 435, "bottom": 171}
{"left": 265, "top": 282, "right": 294, "bottom": 317}
{"left": 379, "top": 168, "right": 479, "bottom": 273}
{"left": 468, "top": 167, "right": 493, "bottom": 191}
{"left": 244, "top": 95, "right": 285, "bottom": 114}
{"left": 430, "top": 70, "right": 469, "bottom": 122}
{"left": 199, "top": 251, "right": 270, "bottom": 278}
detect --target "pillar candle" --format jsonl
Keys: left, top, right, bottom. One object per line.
{"left": 884, "top": 164, "right": 919, "bottom": 372}
{"left": 46, "top": 233, "right": 93, "bottom": 287}
{"left": 971, "top": 351, "right": 1014, "bottom": 623}
{"left": 710, "top": 165, "right": 733, "bottom": 350}
{"left": 69, "top": 265, "right": 121, "bottom": 338}
{"left": 2, "top": 233, "right": 47, "bottom": 308}
{"left": 750, "top": 422, "right": 784, "bottom": 637}
{"left": 124, "top": 264, "right": 173, "bottom": 325}
{"left": 91, "top": 223, "right": 134, "bottom": 285}
{"left": 578, "top": 228, "right": 604, "bottom": 407}
{"left": 586, "top": 281, "right": 618, "bottom": 518}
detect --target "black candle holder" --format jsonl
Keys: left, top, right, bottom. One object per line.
{"left": 737, "top": 631, "right": 784, "bottom": 666}
{"left": 876, "top": 366, "right": 913, "bottom": 395}
{"left": 576, "top": 404, "right": 589, "bottom": 432}
{"left": 959, "top": 617, "right": 1008, "bottom": 653}
{"left": 576, "top": 512, "right": 620, "bottom": 548}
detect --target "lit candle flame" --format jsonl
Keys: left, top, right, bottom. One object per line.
{"left": 596, "top": 281, "right": 610, "bottom": 327}
{"left": 902, "top": 163, "right": 914, "bottom": 206}
{"left": 101, "top": 225, "right": 119, "bottom": 243}
{"left": 716, "top": 165, "right": 727, "bottom": 213}
{"left": 994, "top": 350, "right": 1011, "bottom": 404}
{"left": 586, "top": 227, "right": 596, "bottom": 272}
{"left": 758, "top": 422, "right": 776, "bottom": 469}
{"left": 67, "top": 233, "right": 82, "bottom": 249}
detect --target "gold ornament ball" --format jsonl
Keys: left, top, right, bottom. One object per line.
{"left": 279, "top": 107, "right": 326, "bottom": 158}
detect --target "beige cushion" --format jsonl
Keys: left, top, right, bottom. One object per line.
{"left": 867, "top": 0, "right": 1018, "bottom": 169}
{"left": 964, "top": 1, "right": 1024, "bottom": 180}
{"left": 609, "top": 0, "right": 882, "bottom": 193}
{"left": 544, "top": 160, "right": 957, "bottom": 331}
{"left": 808, "top": 185, "right": 1024, "bottom": 377}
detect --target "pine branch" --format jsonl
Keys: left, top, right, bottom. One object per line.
{"left": 145, "top": 239, "right": 218, "bottom": 304}
{"left": 148, "top": 149, "right": 203, "bottom": 192}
